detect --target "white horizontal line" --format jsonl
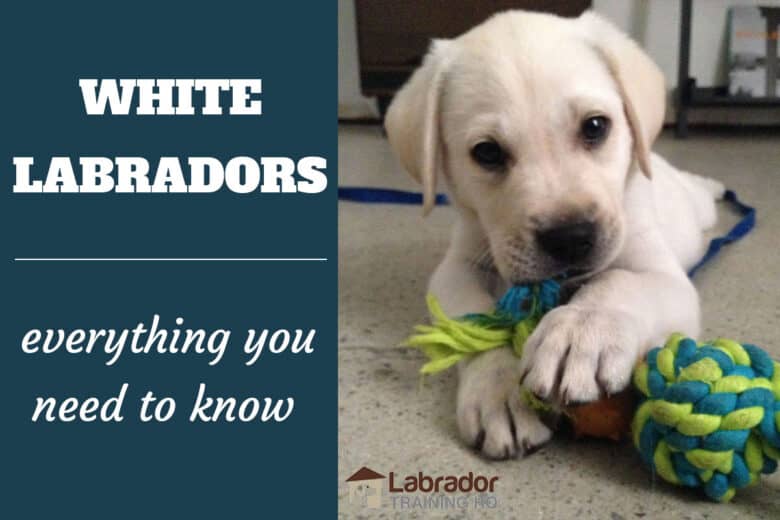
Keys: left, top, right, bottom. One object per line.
{"left": 14, "top": 258, "right": 328, "bottom": 262}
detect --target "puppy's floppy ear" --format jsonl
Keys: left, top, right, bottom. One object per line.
{"left": 385, "top": 39, "right": 453, "bottom": 214}
{"left": 577, "top": 12, "right": 666, "bottom": 179}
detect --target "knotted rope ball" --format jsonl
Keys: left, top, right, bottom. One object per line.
{"left": 632, "top": 334, "right": 780, "bottom": 501}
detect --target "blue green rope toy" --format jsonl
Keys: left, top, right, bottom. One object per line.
{"left": 405, "top": 283, "right": 780, "bottom": 502}
{"left": 633, "top": 334, "right": 780, "bottom": 501}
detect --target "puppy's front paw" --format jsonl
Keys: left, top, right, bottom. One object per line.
{"left": 456, "top": 347, "right": 552, "bottom": 459}
{"left": 519, "top": 305, "right": 641, "bottom": 404}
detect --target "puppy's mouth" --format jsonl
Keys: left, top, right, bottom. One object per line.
{"left": 482, "top": 242, "right": 610, "bottom": 286}
{"left": 507, "top": 266, "right": 594, "bottom": 285}
{"left": 555, "top": 267, "right": 592, "bottom": 281}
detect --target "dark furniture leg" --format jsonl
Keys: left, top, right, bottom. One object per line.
{"left": 377, "top": 95, "right": 392, "bottom": 121}
{"left": 676, "top": 0, "right": 692, "bottom": 138}
{"left": 761, "top": 8, "right": 780, "bottom": 97}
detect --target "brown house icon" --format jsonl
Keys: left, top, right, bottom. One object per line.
{"left": 346, "top": 467, "right": 386, "bottom": 509}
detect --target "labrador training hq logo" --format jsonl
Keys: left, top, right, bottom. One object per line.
{"left": 346, "top": 466, "right": 386, "bottom": 508}
{"left": 345, "top": 466, "right": 499, "bottom": 511}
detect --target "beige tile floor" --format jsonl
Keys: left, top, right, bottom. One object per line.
{"left": 338, "top": 125, "right": 780, "bottom": 519}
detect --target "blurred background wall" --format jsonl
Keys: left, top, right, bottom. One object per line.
{"left": 338, "top": 0, "right": 780, "bottom": 124}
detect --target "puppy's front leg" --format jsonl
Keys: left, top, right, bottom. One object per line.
{"left": 455, "top": 347, "right": 553, "bottom": 459}
{"left": 430, "top": 240, "right": 552, "bottom": 459}
{"left": 520, "top": 233, "right": 700, "bottom": 405}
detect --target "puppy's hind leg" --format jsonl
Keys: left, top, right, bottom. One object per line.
{"left": 676, "top": 169, "right": 725, "bottom": 231}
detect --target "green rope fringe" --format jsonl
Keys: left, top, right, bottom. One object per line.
{"left": 403, "top": 282, "right": 558, "bottom": 374}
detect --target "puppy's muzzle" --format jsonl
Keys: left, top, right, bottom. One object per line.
{"left": 535, "top": 220, "right": 596, "bottom": 265}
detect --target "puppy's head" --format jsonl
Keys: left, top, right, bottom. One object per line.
{"left": 385, "top": 11, "right": 665, "bottom": 283}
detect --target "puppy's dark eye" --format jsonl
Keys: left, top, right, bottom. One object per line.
{"left": 580, "top": 116, "right": 610, "bottom": 146}
{"left": 471, "top": 141, "right": 508, "bottom": 170}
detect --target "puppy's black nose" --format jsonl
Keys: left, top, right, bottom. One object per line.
{"left": 535, "top": 221, "right": 596, "bottom": 264}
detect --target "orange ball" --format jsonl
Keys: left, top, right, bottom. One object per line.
{"left": 566, "top": 390, "right": 636, "bottom": 441}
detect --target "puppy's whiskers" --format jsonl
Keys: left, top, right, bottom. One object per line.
{"left": 470, "top": 241, "right": 496, "bottom": 272}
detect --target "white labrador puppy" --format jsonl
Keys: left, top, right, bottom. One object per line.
{"left": 385, "top": 10, "right": 724, "bottom": 459}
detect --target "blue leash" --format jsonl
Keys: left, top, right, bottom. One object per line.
{"left": 686, "top": 190, "right": 756, "bottom": 277}
{"left": 338, "top": 186, "right": 756, "bottom": 277}
{"left": 337, "top": 187, "right": 449, "bottom": 206}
